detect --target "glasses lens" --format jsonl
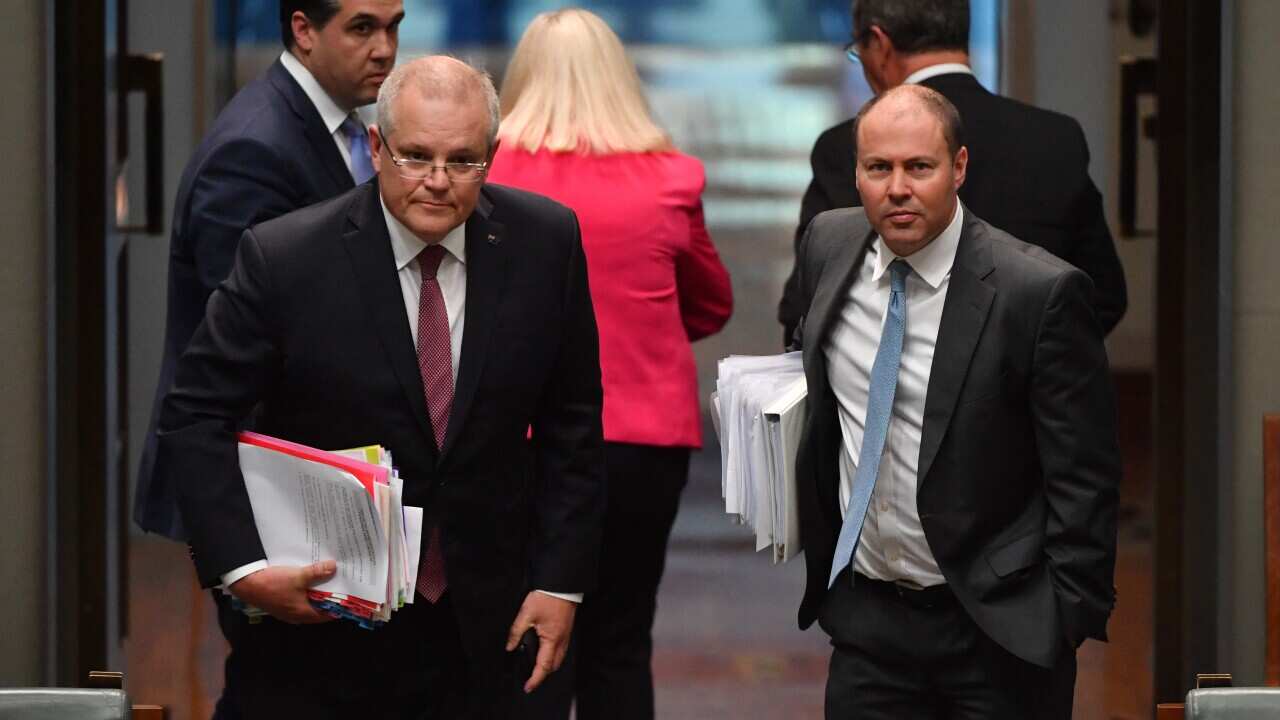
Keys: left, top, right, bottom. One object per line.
{"left": 444, "top": 164, "right": 486, "bottom": 183}
{"left": 393, "top": 160, "right": 486, "bottom": 182}
{"left": 391, "top": 158, "right": 429, "bottom": 180}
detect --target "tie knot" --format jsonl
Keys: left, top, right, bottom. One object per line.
{"left": 339, "top": 114, "right": 365, "bottom": 141}
{"left": 889, "top": 259, "right": 910, "bottom": 292}
{"left": 419, "top": 244, "right": 447, "bottom": 278}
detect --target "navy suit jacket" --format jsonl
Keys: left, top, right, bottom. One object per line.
{"left": 135, "top": 59, "right": 355, "bottom": 538}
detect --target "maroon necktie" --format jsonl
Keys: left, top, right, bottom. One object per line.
{"left": 415, "top": 244, "right": 451, "bottom": 602}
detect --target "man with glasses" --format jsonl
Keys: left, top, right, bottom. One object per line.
{"left": 155, "top": 56, "right": 606, "bottom": 719}
{"left": 136, "top": 0, "right": 403, "bottom": 540}
{"left": 778, "top": 0, "right": 1127, "bottom": 346}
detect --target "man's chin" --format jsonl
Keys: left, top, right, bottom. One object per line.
{"left": 406, "top": 216, "right": 458, "bottom": 240}
{"left": 880, "top": 234, "right": 930, "bottom": 257}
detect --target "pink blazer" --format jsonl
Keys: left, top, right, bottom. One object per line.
{"left": 488, "top": 148, "right": 732, "bottom": 448}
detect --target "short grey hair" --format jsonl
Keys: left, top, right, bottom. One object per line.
{"left": 375, "top": 55, "right": 501, "bottom": 150}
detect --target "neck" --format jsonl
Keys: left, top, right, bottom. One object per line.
{"left": 894, "top": 51, "right": 970, "bottom": 86}
{"left": 287, "top": 48, "right": 354, "bottom": 112}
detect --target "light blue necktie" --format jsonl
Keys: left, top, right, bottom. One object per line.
{"left": 340, "top": 114, "right": 376, "bottom": 184}
{"left": 828, "top": 258, "right": 911, "bottom": 589}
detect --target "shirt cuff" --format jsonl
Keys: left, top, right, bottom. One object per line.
{"left": 536, "top": 589, "right": 583, "bottom": 604}
{"left": 220, "top": 560, "right": 269, "bottom": 589}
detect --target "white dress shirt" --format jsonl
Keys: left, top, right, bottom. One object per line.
{"left": 223, "top": 201, "right": 582, "bottom": 604}
{"left": 279, "top": 50, "right": 368, "bottom": 182}
{"left": 903, "top": 62, "right": 975, "bottom": 86}
{"left": 383, "top": 198, "right": 467, "bottom": 378}
{"left": 823, "top": 203, "right": 963, "bottom": 588}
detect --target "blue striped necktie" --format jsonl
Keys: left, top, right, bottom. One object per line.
{"left": 340, "top": 114, "right": 375, "bottom": 184}
{"left": 828, "top": 258, "right": 911, "bottom": 589}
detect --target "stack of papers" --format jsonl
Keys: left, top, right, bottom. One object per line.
{"left": 229, "top": 431, "right": 424, "bottom": 628}
{"left": 711, "top": 352, "right": 808, "bottom": 563}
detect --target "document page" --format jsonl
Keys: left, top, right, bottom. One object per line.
{"left": 238, "top": 443, "right": 389, "bottom": 602}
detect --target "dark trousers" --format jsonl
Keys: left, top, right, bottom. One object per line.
{"left": 819, "top": 572, "right": 1076, "bottom": 720}
{"left": 212, "top": 590, "right": 471, "bottom": 720}
{"left": 526, "top": 442, "right": 690, "bottom": 720}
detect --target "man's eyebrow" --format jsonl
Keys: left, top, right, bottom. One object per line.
{"left": 346, "top": 11, "right": 404, "bottom": 26}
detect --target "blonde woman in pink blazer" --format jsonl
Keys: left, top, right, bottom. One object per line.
{"left": 487, "top": 8, "right": 733, "bottom": 719}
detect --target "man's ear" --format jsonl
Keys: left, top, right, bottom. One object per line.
{"left": 369, "top": 124, "right": 385, "bottom": 174}
{"left": 953, "top": 145, "right": 968, "bottom": 190}
{"left": 291, "top": 11, "right": 315, "bottom": 54}
{"left": 485, "top": 138, "right": 501, "bottom": 174}
{"left": 864, "top": 26, "right": 894, "bottom": 64}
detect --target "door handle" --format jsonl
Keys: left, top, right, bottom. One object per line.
{"left": 116, "top": 52, "right": 164, "bottom": 234}
{"left": 1119, "top": 56, "right": 1157, "bottom": 238}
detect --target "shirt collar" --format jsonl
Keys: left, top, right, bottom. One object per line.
{"left": 870, "top": 202, "right": 963, "bottom": 290}
{"left": 279, "top": 50, "right": 353, "bottom": 136}
{"left": 381, "top": 194, "right": 467, "bottom": 271}
{"left": 903, "top": 63, "right": 975, "bottom": 86}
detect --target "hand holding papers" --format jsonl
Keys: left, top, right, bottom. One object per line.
{"left": 231, "top": 432, "right": 424, "bottom": 628}
{"left": 712, "top": 352, "right": 808, "bottom": 563}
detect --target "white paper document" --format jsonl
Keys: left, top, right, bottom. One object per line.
{"left": 712, "top": 352, "right": 808, "bottom": 563}
{"left": 238, "top": 443, "right": 390, "bottom": 601}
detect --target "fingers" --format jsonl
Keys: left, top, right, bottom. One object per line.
{"left": 292, "top": 603, "right": 336, "bottom": 624}
{"left": 550, "top": 632, "right": 570, "bottom": 669}
{"left": 506, "top": 609, "right": 532, "bottom": 652}
{"left": 524, "top": 641, "right": 556, "bottom": 693}
{"left": 302, "top": 559, "right": 337, "bottom": 586}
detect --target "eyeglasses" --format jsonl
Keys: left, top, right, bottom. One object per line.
{"left": 844, "top": 30, "right": 870, "bottom": 64}
{"left": 380, "top": 134, "right": 488, "bottom": 183}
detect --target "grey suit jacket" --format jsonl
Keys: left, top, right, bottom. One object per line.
{"left": 791, "top": 205, "right": 1121, "bottom": 668}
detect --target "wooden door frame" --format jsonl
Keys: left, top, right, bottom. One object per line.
{"left": 1153, "top": 0, "right": 1230, "bottom": 703}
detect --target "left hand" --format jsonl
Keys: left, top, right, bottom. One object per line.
{"left": 505, "top": 591, "right": 577, "bottom": 693}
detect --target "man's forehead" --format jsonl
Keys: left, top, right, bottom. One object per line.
{"left": 391, "top": 93, "right": 488, "bottom": 145}
{"left": 338, "top": 0, "right": 404, "bottom": 17}
{"left": 858, "top": 106, "right": 946, "bottom": 150}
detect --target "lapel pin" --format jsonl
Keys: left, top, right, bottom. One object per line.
{"left": 487, "top": 233, "right": 500, "bottom": 246}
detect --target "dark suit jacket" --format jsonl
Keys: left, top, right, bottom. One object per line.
{"left": 154, "top": 181, "right": 606, "bottom": 706}
{"left": 779, "top": 71, "right": 1128, "bottom": 343}
{"left": 790, "top": 205, "right": 1120, "bottom": 668}
{"left": 135, "top": 58, "right": 356, "bottom": 538}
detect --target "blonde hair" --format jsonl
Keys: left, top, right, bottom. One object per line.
{"left": 499, "top": 8, "right": 673, "bottom": 154}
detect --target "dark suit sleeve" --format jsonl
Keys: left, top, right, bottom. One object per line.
{"left": 188, "top": 137, "right": 302, "bottom": 293}
{"left": 1030, "top": 268, "right": 1121, "bottom": 647}
{"left": 779, "top": 127, "right": 859, "bottom": 345}
{"left": 1063, "top": 126, "right": 1127, "bottom": 335}
{"left": 157, "top": 228, "right": 282, "bottom": 587}
{"left": 786, "top": 216, "right": 822, "bottom": 352}
{"left": 530, "top": 212, "right": 607, "bottom": 593}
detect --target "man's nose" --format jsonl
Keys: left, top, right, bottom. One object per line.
{"left": 420, "top": 166, "right": 451, "bottom": 191}
{"left": 887, "top": 168, "right": 911, "bottom": 199}
{"left": 370, "top": 30, "right": 395, "bottom": 61}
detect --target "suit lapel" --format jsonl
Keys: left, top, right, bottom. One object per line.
{"left": 802, "top": 226, "right": 874, "bottom": 374}
{"left": 340, "top": 183, "right": 438, "bottom": 454}
{"left": 802, "top": 218, "right": 872, "bottom": 520}
{"left": 916, "top": 210, "right": 996, "bottom": 485}
{"left": 267, "top": 60, "right": 355, "bottom": 195}
{"left": 441, "top": 189, "right": 508, "bottom": 459}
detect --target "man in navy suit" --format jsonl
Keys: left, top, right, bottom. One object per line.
{"left": 135, "top": 0, "right": 404, "bottom": 538}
